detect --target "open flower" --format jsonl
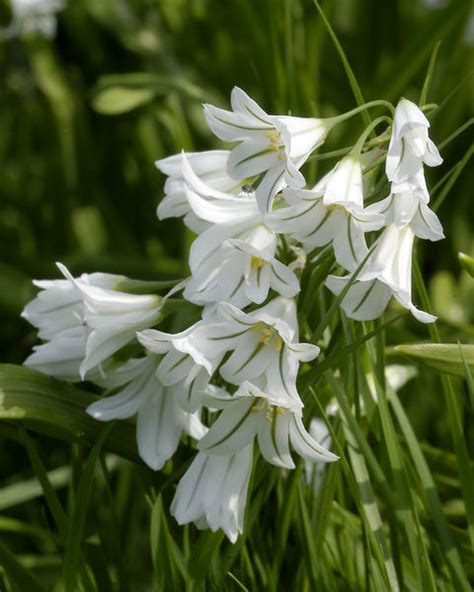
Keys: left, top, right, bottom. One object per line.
{"left": 204, "top": 87, "right": 330, "bottom": 212}
{"left": 156, "top": 150, "right": 244, "bottom": 233}
{"left": 366, "top": 184, "right": 444, "bottom": 241}
{"left": 181, "top": 298, "right": 319, "bottom": 403}
{"left": 171, "top": 443, "right": 254, "bottom": 543}
{"left": 198, "top": 382, "right": 338, "bottom": 469}
{"left": 386, "top": 98, "right": 443, "bottom": 184}
{"left": 326, "top": 225, "right": 436, "bottom": 322}
{"left": 87, "top": 356, "right": 206, "bottom": 470}
{"left": 267, "top": 156, "right": 384, "bottom": 271}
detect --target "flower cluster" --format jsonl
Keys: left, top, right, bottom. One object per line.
{"left": 22, "top": 89, "right": 444, "bottom": 543}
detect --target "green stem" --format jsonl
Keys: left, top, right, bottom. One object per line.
{"left": 325, "top": 101, "right": 394, "bottom": 129}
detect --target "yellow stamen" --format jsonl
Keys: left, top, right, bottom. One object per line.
{"left": 250, "top": 255, "right": 265, "bottom": 269}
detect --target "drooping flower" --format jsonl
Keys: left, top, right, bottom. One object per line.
{"left": 56, "top": 263, "right": 164, "bottom": 379}
{"left": 198, "top": 382, "right": 338, "bottom": 468}
{"left": 267, "top": 156, "right": 384, "bottom": 271}
{"left": 180, "top": 298, "right": 319, "bottom": 403}
{"left": 366, "top": 184, "right": 444, "bottom": 241}
{"left": 386, "top": 98, "right": 443, "bottom": 185}
{"left": 21, "top": 271, "right": 124, "bottom": 341}
{"left": 87, "top": 355, "right": 206, "bottom": 470}
{"left": 204, "top": 87, "right": 331, "bottom": 213}
{"left": 156, "top": 150, "right": 244, "bottom": 233}
{"left": 171, "top": 443, "right": 254, "bottom": 543}
{"left": 326, "top": 225, "right": 436, "bottom": 322}
{"left": 24, "top": 326, "right": 89, "bottom": 382}
{"left": 179, "top": 157, "right": 299, "bottom": 307}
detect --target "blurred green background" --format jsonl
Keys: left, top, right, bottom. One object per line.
{"left": 0, "top": 0, "right": 472, "bottom": 588}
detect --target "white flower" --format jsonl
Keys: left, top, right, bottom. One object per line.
{"left": 326, "top": 225, "right": 436, "bottom": 323}
{"left": 386, "top": 98, "right": 442, "bottom": 184}
{"left": 137, "top": 321, "right": 219, "bottom": 413}
{"left": 204, "top": 87, "right": 330, "bottom": 213}
{"left": 22, "top": 271, "right": 124, "bottom": 340}
{"left": 57, "top": 263, "right": 163, "bottom": 379}
{"left": 24, "top": 326, "right": 88, "bottom": 382}
{"left": 178, "top": 161, "right": 299, "bottom": 306}
{"left": 171, "top": 443, "right": 254, "bottom": 543}
{"left": 198, "top": 382, "right": 338, "bottom": 469}
{"left": 156, "top": 150, "right": 244, "bottom": 233}
{"left": 87, "top": 356, "right": 206, "bottom": 470}
{"left": 366, "top": 185, "right": 444, "bottom": 241}
{"left": 267, "top": 156, "right": 384, "bottom": 270}
{"left": 180, "top": 298, "right": 319, "bottom": 403}
{"left": 6, "top": 0, "right": 64, "bottom": 39}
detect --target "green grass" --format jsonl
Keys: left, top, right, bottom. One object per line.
{"left": 0, "top": 0, "right": 473, "bottom": 589}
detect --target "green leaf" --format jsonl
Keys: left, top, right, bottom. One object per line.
{"left": 0, "top": 540, "right": 45, "bottom": 592}
{"left": 394, "top": 344, "right": 474, "bottom": 378}
{"left": 0, "top": 364, "right": 140, "bottom": 464}
{"left": 91, "top": 86, "right": 157, "bottom": 115}
{"left": 459, "top": 252, "right": 474, "bottom": 278}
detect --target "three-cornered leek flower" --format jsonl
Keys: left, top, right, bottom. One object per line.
{"left": 267, "top": 156, "right": 384, "bottom": 271}
{"left": 326, "top": 225, "right": 437, "bottom": 323}
{"left": 204, "top": 87, "right": 330, "bottom": 213}
{"left": 198, "top": 382, "right": 338, "bottom": 469}
{"left": 87, "top": 356, "right": 206, "bottom": 470}
{"left": 171, "top": 443, "right": 254, "bottom": 543}
{"left": 180, "top": 298, "right": 319, "bottom": 403}
{"left": 366, "top": 184, "right": 444, "bottom": 241}
{"left": 386, "top": 98, "right": 442, "bottom": 185}
{"left": 156, "top": 150, "right": 244, "bottom": 233}
{"left": 179, "top": 156, "right": 299, "bottom": 306}
{"left": 137, "top": 321, "right": 220, "bottom": 413}
{"left": 22, "top": 270, "right": 126, "bottom": 381}
{"left": 57, "top": 263, "right": 163, "bottom": 379}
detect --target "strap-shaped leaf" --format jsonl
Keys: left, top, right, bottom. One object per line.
{"left": 0, "top": 364, "right": 140, "bottom": 464}
{"left": 394, "top": 344, "right": 474, "bottom": 378}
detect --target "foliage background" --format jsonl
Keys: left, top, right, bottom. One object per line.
{"left": 0, "top": 0, "right": 472, "bottom": 590}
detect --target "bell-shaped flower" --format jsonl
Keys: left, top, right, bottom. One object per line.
{"left": 267, "top": 156, "right": 384, "bottom": 271}
{"left": 156, "top": 150, "right": 246, "bottom": 233}
{"left": 198, "top": 382, "right": 338, "bottom": 469}
{"left": 57, "top": 264, "right": 164, "bottom": 379}
{"left": 22, "top": 271, "right": 124, "bottom": 341}
{"left": 185, "top": 231, "right": 299, "bottom": 307}
{"left": 180, "top": 298, "right": 319, "bottom": 403}
{"left": 204, "top": 87, "right": 330, "bottom": 212}
{"left": 326, "top": 225, "right": 436, "bottom": 323}
{"left": 180, "top": 166, "right": 296, "bottom": 306}
{"left": 386, "top": 98, "right": 443, "bottom": 184}
{"left": 24, "top": 326, "right": 89, "bottom": 382}
{"left": 137, "top": 321, "right": 220, "bottom": 413}
{"left": 87, "top": 355, "right": 206, "bottom": 470}
{"left": 171, "top": 443, "right": 254, "bottom": 543}
{"left": 366, "top": 184, "right": 444, "bottom": 241}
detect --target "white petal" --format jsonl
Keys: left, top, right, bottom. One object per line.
{"left": 198, "top": 398, "right": 259, "bottom": 455}
{"left": 136, "top": 390, "right": 184, "bottom": 470}
{"left": 410, "top": 201, "right": 445, "bottom": 241}
{"left": 326, "top": 275, "right": 392, "bottom": 321}
{"left": 289, "top": 414, "right": 339, "bottom": 463}
{"left": 258, "top": 409, "right": 295, "bottom": 469}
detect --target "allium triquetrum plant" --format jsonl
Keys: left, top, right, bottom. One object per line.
{"left": 0, "top": 1, "right": 472, "bottom": 590}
